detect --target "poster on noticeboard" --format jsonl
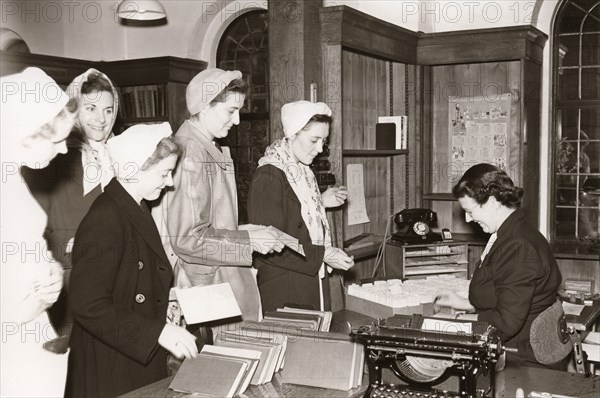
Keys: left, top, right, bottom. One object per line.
{"left": 449, "top": 93, "right": 511, "bottom": 180}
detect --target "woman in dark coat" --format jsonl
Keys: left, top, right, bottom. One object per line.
{"left": 435, "top": 163, "right": 564, "bottom": 369}
{"left": 66, "top": 123, "right": 197, "bottom": 398}
{"left": 247, "top": 101, "right": 354, "bottom": 313}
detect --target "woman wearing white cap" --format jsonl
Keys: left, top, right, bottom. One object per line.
{"left": 1, "top": 67, "right": 77, "bottom": 397}
{"left": 22, "top": 68, "right": 119, "bottom": 337}
{"left": 159, "top": 68, "right": 283, "bottom": 325}
{"left": 247, "top": 100, "right": 355, "bottom": 313}
{"left": 65, "top": 123, "right": 197, "bottom": 397}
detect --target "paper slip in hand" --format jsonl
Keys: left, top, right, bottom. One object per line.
{"left": 266, "top": 226, "right": 305, "bottom": 257}
{"left": 174, "top": 283, "right": 242, "bottom": 324}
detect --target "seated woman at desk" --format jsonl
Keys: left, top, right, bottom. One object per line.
{"left": 247, "top": 100, "right": 354, "bottom": 313}
{"left": 435, "top": 163, "right": 564, "bottom": 369}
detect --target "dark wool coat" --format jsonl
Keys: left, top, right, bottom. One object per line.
{"left": 469, "top": 209, "right": 563, "bottom": 367}
{"left": 247, "top": 164, "right": 329, "bottom": 313}
{"left": 65, "top": 179, "right": 173, "bottom": 398}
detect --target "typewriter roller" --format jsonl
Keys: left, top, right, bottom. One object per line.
{"left": 352, "top": 314, "right": 510, "bottom": 398}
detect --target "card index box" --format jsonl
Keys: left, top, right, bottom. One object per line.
{"left": 375, "top": 123, "right": 396, "bottom": 150}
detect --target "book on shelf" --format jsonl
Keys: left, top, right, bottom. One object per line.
{"left": 117, "top": 84, "right": 165, "bottom": 120}
{"left": 377, "top": 115, "right": 408, "bottom": 150}
{"left": 168, "top": 353, "right": 248, "bottom": 397}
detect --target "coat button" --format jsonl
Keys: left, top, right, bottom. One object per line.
{"left": 135, "top": 294, "right": 146, "bottom": 303}
{"left": 298, "top": 223, "right": 302, "bottom": 228}
{"left": 138, "top": 261, "right": 144, "bottom": 270}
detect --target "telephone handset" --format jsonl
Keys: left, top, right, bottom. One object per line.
{"left": 391, "top": 208, "right": 443, "bottom": 244}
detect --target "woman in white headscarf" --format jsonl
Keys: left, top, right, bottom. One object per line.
{"left": 22, "top": 68, "right": 119, "bottom": 336}
{"left": 66, "top": 123, "right": 197, "bottom": 398}
{"left": 247, "top": 100, "right": 354, "bottom": 313}
{"left": 0, "top": 67, "right": 77, "bottom": 397}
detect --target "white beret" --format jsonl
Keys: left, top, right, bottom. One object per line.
{"left": 281, "top": 100, "right": 332, "bottom": 138}
{"left": 1, "top": 67, "right": 69, "bottom": 141}
{"left": 186, "top": 68, "right": 243, "bottom": 115}
{"left": 107, "top": 122, "right": 172, "bottom": 179}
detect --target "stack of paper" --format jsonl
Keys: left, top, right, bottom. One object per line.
{"left": 273, "top": 307, "right": 333, "bottom": 332}
{"left": 168, "top": 353, "right": 249, "bottom": 397}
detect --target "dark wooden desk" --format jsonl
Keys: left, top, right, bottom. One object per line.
{"left": 120, "top": 366, "right": 600, "bottom": 398}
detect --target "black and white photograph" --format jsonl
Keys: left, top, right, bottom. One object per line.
{"left": 1, "top": 1, "right": 599, "bottom": 397}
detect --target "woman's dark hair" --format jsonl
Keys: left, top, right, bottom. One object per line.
{"left": 301, "top": 114, "right": 333, "bottom": 131}
{"left": 452, "top": 163, "right": 524, "bottom": 209}
{"left": 210, "top": 78, "right": 248, "bottom": 104}
{"left": 81, "top": 72, "right": 113, "bottom": 95}
{"left": 141, "top": 136, "right": 180, "bottom": 171}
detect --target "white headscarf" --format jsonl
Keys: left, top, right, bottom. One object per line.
{"left": 0, "top": 67, "right": 68, "bottom": 156}
{"left": 281, "top": 100, "right": 332, "bottom": 138}
{"left": 107, "top": 122, "right": 173, "bottom": 179}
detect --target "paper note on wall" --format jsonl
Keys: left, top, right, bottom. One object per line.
{"left": 346, "top": 164, "right": 370, "bottom": 226}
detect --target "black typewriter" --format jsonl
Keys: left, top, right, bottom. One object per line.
{"left": 352, "top": 314, "right": 509, "bottom": 398}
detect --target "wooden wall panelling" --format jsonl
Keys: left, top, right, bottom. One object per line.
{"left": 522, "top": 59, "right": 542, "bottom": 226}
{"left": 322, "top": 43, "right": 344, "bottom": 246}
{"left": 557, "top": 258, "right": 600, "bottom": 294}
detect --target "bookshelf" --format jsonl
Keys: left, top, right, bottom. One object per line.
{"left": 0, "top": 52, "right": 207, "bottom": 134}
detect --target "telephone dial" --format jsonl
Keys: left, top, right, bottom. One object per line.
{"left": 391, "top": 208, "right": 444, "bottom": 244}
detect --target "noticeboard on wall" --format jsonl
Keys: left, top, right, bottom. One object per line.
{"left": 448, "top": 93, "right": 511, "bottom": 180}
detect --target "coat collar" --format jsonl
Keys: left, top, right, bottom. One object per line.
{"left": 104, "top": 178, "right": 172, "bottom": 269}
{"left": 180, "top": 120, "right": 231, "bottom": 169}
{"left": 480, "top": 208, "right": 526, "bottom": 267}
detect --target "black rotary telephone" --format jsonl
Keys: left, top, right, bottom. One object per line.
{"left": 391, "top": 208, "right": 443, "bottom": 244}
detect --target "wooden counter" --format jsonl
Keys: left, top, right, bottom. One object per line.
{"left": 120, "top": 365, "right": 600, "bottom": 398}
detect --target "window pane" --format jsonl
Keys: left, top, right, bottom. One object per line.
{"left": 556, "top": 208, "right": 577, "bottom": 239}
{"left": 558, "top": 68, "right": 580, "bottom": 100}
{"left": 579, "top": 175, "right": 600, "bottom": 239}
{"left": 559, "top": 35, "right": 580, "bottom": 67}
{"left": 558, "top": 2, "right": 588, "bottom": 33}
{"left": 557, "top": 175, "right": 579, "bottom": 204}
{"left": 583, "top": 9, "right": 600, "bottom": 32}
{"left": 582, "top": 34, "right": 600, "bottom": 65}
{"left": 582, "top": 67, "right": 600, "bottom": 99}
{"left": 581, "top": 108, "right": 600, "bottom": 141}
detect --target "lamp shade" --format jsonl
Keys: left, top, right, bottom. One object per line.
{"left": 117, "top": 0, "right": 166, "bottom": 21}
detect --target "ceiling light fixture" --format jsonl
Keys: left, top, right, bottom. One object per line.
{"left": 117, "top": 0, "right": 167, "bottom": 21}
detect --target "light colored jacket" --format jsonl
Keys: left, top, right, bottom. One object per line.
{"left": 161, "top": 120, "right": 261, "bottom": 322}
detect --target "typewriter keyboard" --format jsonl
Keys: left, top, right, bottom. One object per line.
{"left": 367, "top": 384, "right": 460, "bottom": 398}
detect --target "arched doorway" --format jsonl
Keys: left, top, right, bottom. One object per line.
{"left": 216, "top": 10, "right": 269, "bottom": 223}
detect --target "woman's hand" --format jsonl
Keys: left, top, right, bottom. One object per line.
{"left": 324, "top": 247, "right": 354, "bottom": 271}
{"left": 158, "top": 323, "right": 198, "bottom": 360}
{"left": 322, "top": 186, "right": 348, "bottom": 208}
{"left": 434, "top": 290, "right": 475, "bottom": 313}
{"left": 33, "top": 262, "right": 63, "bottom": 308}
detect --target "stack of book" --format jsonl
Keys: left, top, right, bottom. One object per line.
{"left": 214, "top": 321, "right": 288, "bottom": 385}
{"left": 281, "top": 330, "right": 364, "bottom": 391}
{"left": 169, "top": 349, "right": 254, "bottom": 398}
{"left": 263, "top": 306, "right": 333, "bottom": 332}
{"left": 168, "top": 308, "right": 364, "bottom": 394}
